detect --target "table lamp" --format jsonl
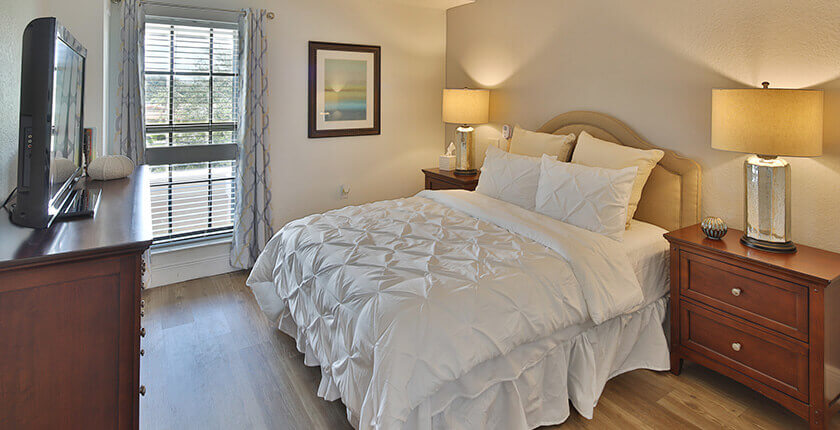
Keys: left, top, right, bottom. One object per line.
{"left": 711, "top": 82, "right": 823, "bottom": 253}
{"left": 443, "top": 88, "right": 490, "bottom": 175}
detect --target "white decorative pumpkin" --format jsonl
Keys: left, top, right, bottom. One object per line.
{"left": 87, "top": 155, "right": 135, "bottom": 181}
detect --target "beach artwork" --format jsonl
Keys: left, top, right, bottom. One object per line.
{"left": 324, "top": 59, "right": 367, "bottom": 121}
{"left": 309, "top": 42, "right": 380, "bottom": 137}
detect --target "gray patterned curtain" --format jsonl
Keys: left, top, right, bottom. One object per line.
{"left": 115, "top": 0, "right": 150, "bottom": 287}
{"left": 115, "top": 0, "right": 145, "bottom": 163}
{"left": 230, "top": 9, "right": 273, "bottom": 269}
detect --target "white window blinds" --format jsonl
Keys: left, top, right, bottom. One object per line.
{"left": 143, "top": 18, "right": 239, "bottom": 244}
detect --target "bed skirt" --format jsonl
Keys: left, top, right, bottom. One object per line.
{"left": 267, "top": 291, "right": 670, "bottom": 430}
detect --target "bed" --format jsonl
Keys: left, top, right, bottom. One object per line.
{"left": 247, "top": 111, "right": 701, "bottom": 429}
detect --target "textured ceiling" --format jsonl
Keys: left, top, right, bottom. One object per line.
{"left": 383, "top": 0, "right": 474, "bottom": 10}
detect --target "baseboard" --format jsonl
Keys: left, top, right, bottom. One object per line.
{"left": 149, "top": 240, "right": 237, "bottom": 288}
{"left": 827, "top": 364, "right": 840, "bottom": 399}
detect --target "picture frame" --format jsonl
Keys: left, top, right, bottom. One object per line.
{"left": 308, "top": 41, "right": 381, "bottom": 138}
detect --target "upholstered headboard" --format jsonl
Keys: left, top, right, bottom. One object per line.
{"left": 536, "top": 111, "right": 701, "bottom": 231}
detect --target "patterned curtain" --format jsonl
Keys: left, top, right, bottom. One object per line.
{"left": 115, "top": 0, "right": 145, "bottom": 163}
{"left": 115, "top": 0, "right": 150, "bottom": 287}
{"left": 230, "top": 9, "right": 273, "bottom": 269}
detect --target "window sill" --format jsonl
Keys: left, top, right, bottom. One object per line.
{"left": 151, "top": 233, "right": 232, "bottom": 255}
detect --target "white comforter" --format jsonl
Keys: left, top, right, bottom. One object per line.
{"left": 247, "top": 190, "right": 644, "bottom": 429}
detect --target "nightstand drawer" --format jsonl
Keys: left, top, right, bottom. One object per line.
{"left": 679, "top": 251, "right": 808, "bottom": 341}
{"left": 426, "top": 177, "right": 475, "bottom": 191}
{"left": 680, "top": 301, "right": 809, "bottom": 402}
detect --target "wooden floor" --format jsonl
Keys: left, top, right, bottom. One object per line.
{"left": 140, "top": 272, "right": 839, "bottom": 430}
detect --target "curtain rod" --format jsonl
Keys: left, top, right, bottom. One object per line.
{"left": 135, "top": 1, "right": 275, "bottom": 20}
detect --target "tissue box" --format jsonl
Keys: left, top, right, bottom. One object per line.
{"left": 439, "top": 155, "right": 456, "bottom": 171}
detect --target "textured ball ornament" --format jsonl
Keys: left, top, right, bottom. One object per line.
{"left": 87, "top": 155, "right": 135, "bottom": 181}
{"left": 701, "top": 216, "right": 728, "bottom": 240}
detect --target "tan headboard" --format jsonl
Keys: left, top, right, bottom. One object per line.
{"left": 536, "top": 111, "right": 701, "bottom": 231}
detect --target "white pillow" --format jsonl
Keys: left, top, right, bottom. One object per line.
{"left": 571, "top": 131, "right": 664, "bottom": 226}
{"left": 475, "top": 145, "right": 541, "bottom": 210}
{"left": 535, "top": 155, "right": 637, "bottom": 241}
{"left": 508, "top": 125, "right": 576, "bottom": 161}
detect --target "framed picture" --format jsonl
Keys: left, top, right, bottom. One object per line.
{"left": 308, "top": 41, "right": 381, "bottom": 138}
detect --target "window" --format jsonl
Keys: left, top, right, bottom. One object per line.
{"left": 144, "top": 18, "right": 239, "bottom": 244}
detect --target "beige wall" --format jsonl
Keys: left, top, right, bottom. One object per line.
{"left": 0, "top": 1, "right": 44, "bottom": 201}
{"left": 106, "top": 0, "right": 446, "bottom": 229}
{"left": 0, "top": 0, "right": 109, "bottom": 204}
{"left": 447, "top": 0, "right": 840, "bottom": 252}
{"left": 446, "top": 0, "right": 840, "bottom": 251}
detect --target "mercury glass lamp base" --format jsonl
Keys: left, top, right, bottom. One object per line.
{"left": 740, "top": 234, "right": 796, "bottom": 253}
{"left": 743, "top": 155, "right": 795, "bottom": 253}
{"left": 455, "top": 125, "right": 476, "bottom": 173}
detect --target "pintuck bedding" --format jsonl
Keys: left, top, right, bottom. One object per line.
{"left": 247, "top": 190, "right": 671, "bottom": 430}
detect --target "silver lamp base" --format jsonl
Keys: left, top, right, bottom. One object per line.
{"left": 742, "top": 155, "right": 796, "bottom": 253}
{"left": 454, "top": 125, "right": 477, "bottom": 176}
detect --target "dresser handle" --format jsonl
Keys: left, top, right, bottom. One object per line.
{"left": 140, "top": 299, "right": 145, "bottom": 308}
{"left": 140, "top": 309, "right": 145, "bottom": 317}
{"left": 140, "top": 349, "right": 145, "bottom": 356}
{"left": 731, "top": 342, "right": 741, "bottom": 352}
{"left": 731, "top": 288, "right": 742, "bottom": 297}
{"left": 139, "top": 385, "right": 146, "bottom": 396}
{"left": 140, "top": 327, "right": 146, "bottom": 338}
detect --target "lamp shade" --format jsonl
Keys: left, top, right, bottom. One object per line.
{"left": 711, "top": 87, "right": 823, "bottom": 157}
{"left": 442, "top": 88, "right": 489, "bottom": 125}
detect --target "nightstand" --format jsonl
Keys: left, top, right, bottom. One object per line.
{"left": 664, "top": 224, "right": 840, "bottom": 430}
{"left": 422, "top": 168, "right": 480, "bottom": 191}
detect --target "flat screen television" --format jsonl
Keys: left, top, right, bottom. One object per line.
{"left": 11, "top": 18, "right": 90, "bottom": 229}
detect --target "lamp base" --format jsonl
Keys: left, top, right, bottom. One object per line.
{"left": 740, "top": 234, "right": 797, "bottom": 253}
{"left": 455, "top": 125, "right": 475, "bottom": 173}
{"left": 453, "top": 169, "right": 478, "bottom": 176}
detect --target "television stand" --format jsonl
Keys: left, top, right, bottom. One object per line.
{"left": 56, "top": 187, "right": 100, "bottom": 220}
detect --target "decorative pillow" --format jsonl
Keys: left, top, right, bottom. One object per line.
{"left": 87, "top": 155, "right": 135, "bottom": 181}
{"left": 535, "top": 155, "right": 637, "bottom": 241}
{"left": 508, "top": 125, "right": 576, "bottom": 161}
{"left": 571, "top": 131, "right": 664, "bottom": 226}
{"left": 475, "top": 145, "right": 541, "bottom": 210}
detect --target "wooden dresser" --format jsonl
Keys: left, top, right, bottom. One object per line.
{"left": 0, "top": 166, "right": 153, "bottom": 429}
{"left": 422, "top": 167, "right": 480, "bottom": 191}
{"left": 665, "top": 225, "right": 840, "bottom": 430}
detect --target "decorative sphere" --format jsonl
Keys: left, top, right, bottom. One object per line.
{"left": 701, "top": 217, "right": 728, "bottom": 240}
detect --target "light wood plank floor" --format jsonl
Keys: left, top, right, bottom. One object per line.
{"left": 141, "top": 272, "right": 838, "bottom": 429}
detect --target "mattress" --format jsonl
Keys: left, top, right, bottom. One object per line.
{"left": 622, "top": 219, "right": 670, "bottom": 303}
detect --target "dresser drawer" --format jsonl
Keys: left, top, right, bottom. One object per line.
{"left": 680, "top": 300, "right": 809, "bottom": 402}
{"left": 679, "top": 251, "right": 808, "bottom": 341}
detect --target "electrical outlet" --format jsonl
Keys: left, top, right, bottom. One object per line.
{"left": 339, "top": 184, "right": 350, "bottom": 200}
{"left": 502, "top": 124, "right": 512, "bottom": 140}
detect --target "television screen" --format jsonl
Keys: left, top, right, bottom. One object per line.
{"left": 48, "top": 35, "right": 84, "bottom": 205}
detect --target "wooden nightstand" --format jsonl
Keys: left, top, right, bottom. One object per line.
{"left": 422, "top": 168, "right": 480, "bottom": 191}
{"left": 665, "top": 225, "right": 840, "bottom": 429}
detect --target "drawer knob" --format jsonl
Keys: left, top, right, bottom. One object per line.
{"left": 140, "top": 349, "right": 145, "bottom": 357}
{"left": 139, "top": 385, "right": 146, "bottom": 396}
{"left": 140, "top": 299, "right": 145, "bottom": 308}
{"left": 140, "top": 309, "right": 145, "bottom": 318}
{"left": 731, "top": 342, "right": 742, "bottom": 352}
{"left": 731, "top": 288, "right": 742, "bottom": 297}
{"left": 140, "top": 327, "right": 146, "bottom": 338}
